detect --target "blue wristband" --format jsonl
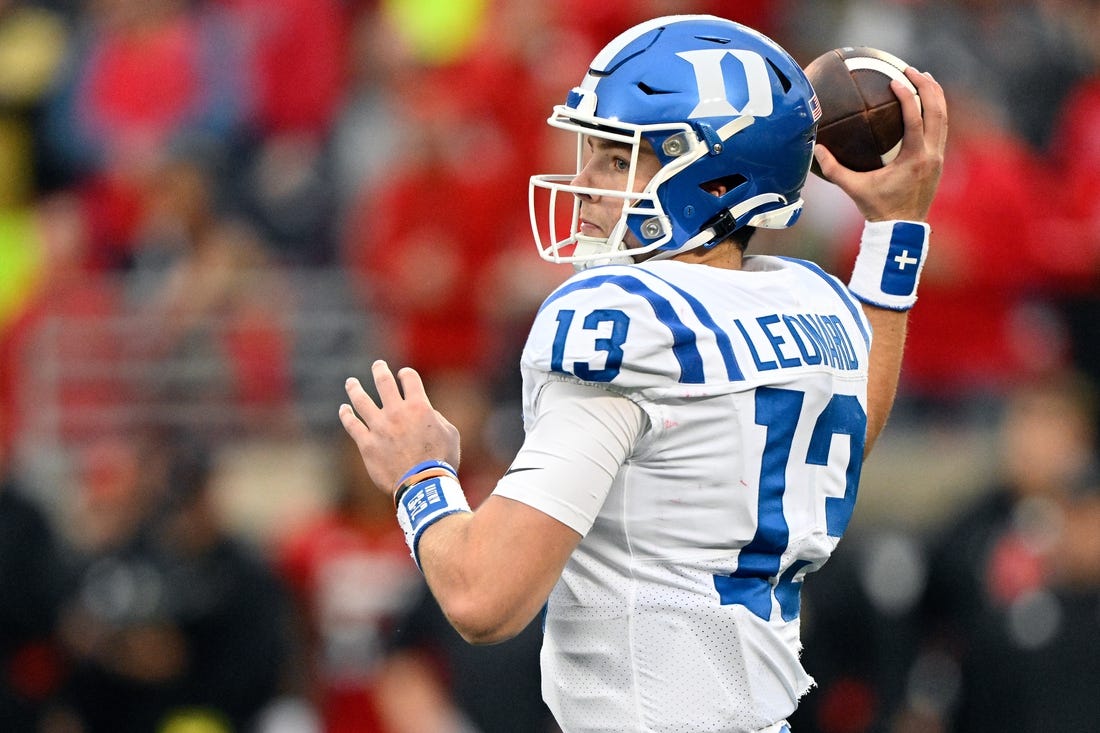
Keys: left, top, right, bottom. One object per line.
{"left": 396, "top": 473, "right": 471, "bottom": 570}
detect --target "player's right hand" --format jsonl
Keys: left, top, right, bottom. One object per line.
{"left": 814, "top": 67, "right": 947, "bottom": 224}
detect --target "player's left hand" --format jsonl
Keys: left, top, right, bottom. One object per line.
{"left": 340, "top": 361, "right": 461, "bottom": 497}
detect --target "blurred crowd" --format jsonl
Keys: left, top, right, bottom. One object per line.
{"left": 0, "top": 0, "right": 1097, "bottom": 732}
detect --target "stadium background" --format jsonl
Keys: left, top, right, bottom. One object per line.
{"left": 0, "top": 0, "right": 1098, "bottom": 731}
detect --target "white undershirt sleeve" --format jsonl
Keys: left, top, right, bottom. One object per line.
{"left": 492, "top": 379, "right": 648, "bottom": 537}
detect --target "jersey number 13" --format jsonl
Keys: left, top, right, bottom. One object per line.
{"left": 714, "top": 386, "right": 867, "bottom": 623}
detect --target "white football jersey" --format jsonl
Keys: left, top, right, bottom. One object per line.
{"left": 503, "top": 256, "right": 871, "bottom": 733}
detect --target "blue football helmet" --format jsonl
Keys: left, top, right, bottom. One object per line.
{"left": 529, "top": 15, "right": 821, "bottom": 268}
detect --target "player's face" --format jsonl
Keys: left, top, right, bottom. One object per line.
{"left": 571, "top": 137, "right": 661, "bottom": 243}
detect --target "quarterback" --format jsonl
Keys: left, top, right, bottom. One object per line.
{"left": 340, "top": 15, "right": 946, "bottom": 733}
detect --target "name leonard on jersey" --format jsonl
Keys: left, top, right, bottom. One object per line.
{"left": 734, "top": 311, "right": 860, "bottom": 374}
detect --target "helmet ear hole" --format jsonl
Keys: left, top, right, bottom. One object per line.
{"left": 700, "top": 174, "right": 748, "bottom": 198}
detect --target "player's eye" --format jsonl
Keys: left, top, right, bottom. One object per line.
{"left": 612, "top": 156, "right": 630, "bottom": 173}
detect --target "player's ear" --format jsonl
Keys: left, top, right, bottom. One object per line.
{"left": 701, "top": 174, "right": 747, "bottom": 198}
{"left": 702, "top": 180, "right": 727, "bottom": 197}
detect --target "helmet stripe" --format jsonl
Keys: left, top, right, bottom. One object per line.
{"left": 589, "top": 15, "right": 719, "bottom": 73}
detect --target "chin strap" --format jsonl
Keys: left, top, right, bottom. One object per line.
{"left": 654, "top": 193, "right": 801, "bottom": 260}
{"left": 747, "top": 198, "right": 803, "bottom": 229}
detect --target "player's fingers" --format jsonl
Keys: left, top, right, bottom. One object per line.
{"left": 370, "top": 359, "right": 403, "bottom": 406}
{"left": 345, "top": 376, "right": 380, "bottom": 422}
{"left": 905, "top": 67, "right": 943, "bottom": 105}
{"left": 892, "top": 77, "right": 923, "bottom": 146}
{"left": 812, "top": 143, "right": 847, "bottom": 184}
{"left": 396, "top": 366, "right": 431, "bottom": 407}
{"left": 907, "top": 69, "right": 948, "bottom": 152}
{"left": 338, "top": 402, "right": 370, "bottom": 443}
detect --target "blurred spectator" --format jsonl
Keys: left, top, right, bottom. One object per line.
{"left": 1044, "top": 0, "right": 1100, "bottom": 386}
{"left": 40, "top": 0, "right": 250, "bottom": 269}
{"left": 1047, "top": 0, "right": 1100, "bottom": 255}
{"left": 329, "top": 3, "right": 407, "bottom": 207}
{"left": 208, "top": 0, "right": 348, "bottom": 265}
{"left": 215, "top": 0, "right": 347, "bottom": 140}
{"left": 551, "top": 0, "right": 787, "bottom": 54}
{"left": 4, "top": 174, "right": 301, "bottom": 464}
{"left": 0, "top": 204, "right": 45, "bottom": 334}
{"left": 53, "top": 431, "right": 170, "bottom": 731}
{"left": 124, "top": 154, "right": 298, "bottom": 439}
{"left": 231, "top": 121, "right": 341, "bottom": 266}
{"left": 0, "top": 201, "right": 50, "bottom": 452}
{"left": 0, "top": 191, "right": 127, "bottom": 455}
{"left": 898, "top": 371, "right": 1100, "bottom": 732}
{"left": 0, "top": 0, "right": 70, "bottom": 206}
{"left": 900, "top": 0, "right": 1089, "bottom": 151}
{"left": 276, "top": 434, "right": 422, "bottom": 733}
{"left": 340, "top": 60, "right": 530, "bottom": 377}
{"left": 378, "top": 589, "right": 557, "bottom": 733}
{"left": 0, "top": 402, "right": 67, "bottom": 731}
{"left": 56, "top": 433, "right": 294, "bottom": 733}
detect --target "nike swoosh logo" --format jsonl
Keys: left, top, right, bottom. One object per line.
{"left": 503, "top": 466, "right": 543, "bottom": 476}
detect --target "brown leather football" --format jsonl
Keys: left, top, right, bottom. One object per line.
{"left": 804, "top": 46, "right": 918, "bottom": 177}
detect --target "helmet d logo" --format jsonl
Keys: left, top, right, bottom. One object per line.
{"left": 676, "top": 49, "right": 774, "bottom": 119}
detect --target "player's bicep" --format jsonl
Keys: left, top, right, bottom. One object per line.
{"left": 494, "top": 379, "right": 648, "bottom": 535}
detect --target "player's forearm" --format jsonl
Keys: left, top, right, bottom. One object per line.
{"left": 861, "top": 304, "right": 908, "bottom": 457}
{"left": 415, "top": 496, "right": 575, "bottom": 645}
{"left": 843, "top": 219, "right": 928, "bottom": 456}
{"left": 416, "top": 512, "right": 530, "bottom": 645}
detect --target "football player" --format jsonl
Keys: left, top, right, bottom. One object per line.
{"left": 340, "top": 14, "right": 946, "bottom": 733}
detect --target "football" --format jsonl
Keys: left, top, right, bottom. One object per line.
{"left": 804, "top": 46, "right": 919, "bottom": 177}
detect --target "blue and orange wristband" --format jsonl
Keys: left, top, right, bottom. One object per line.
{"left": 393, "top": 460, "right": 471, "bottom": 570}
